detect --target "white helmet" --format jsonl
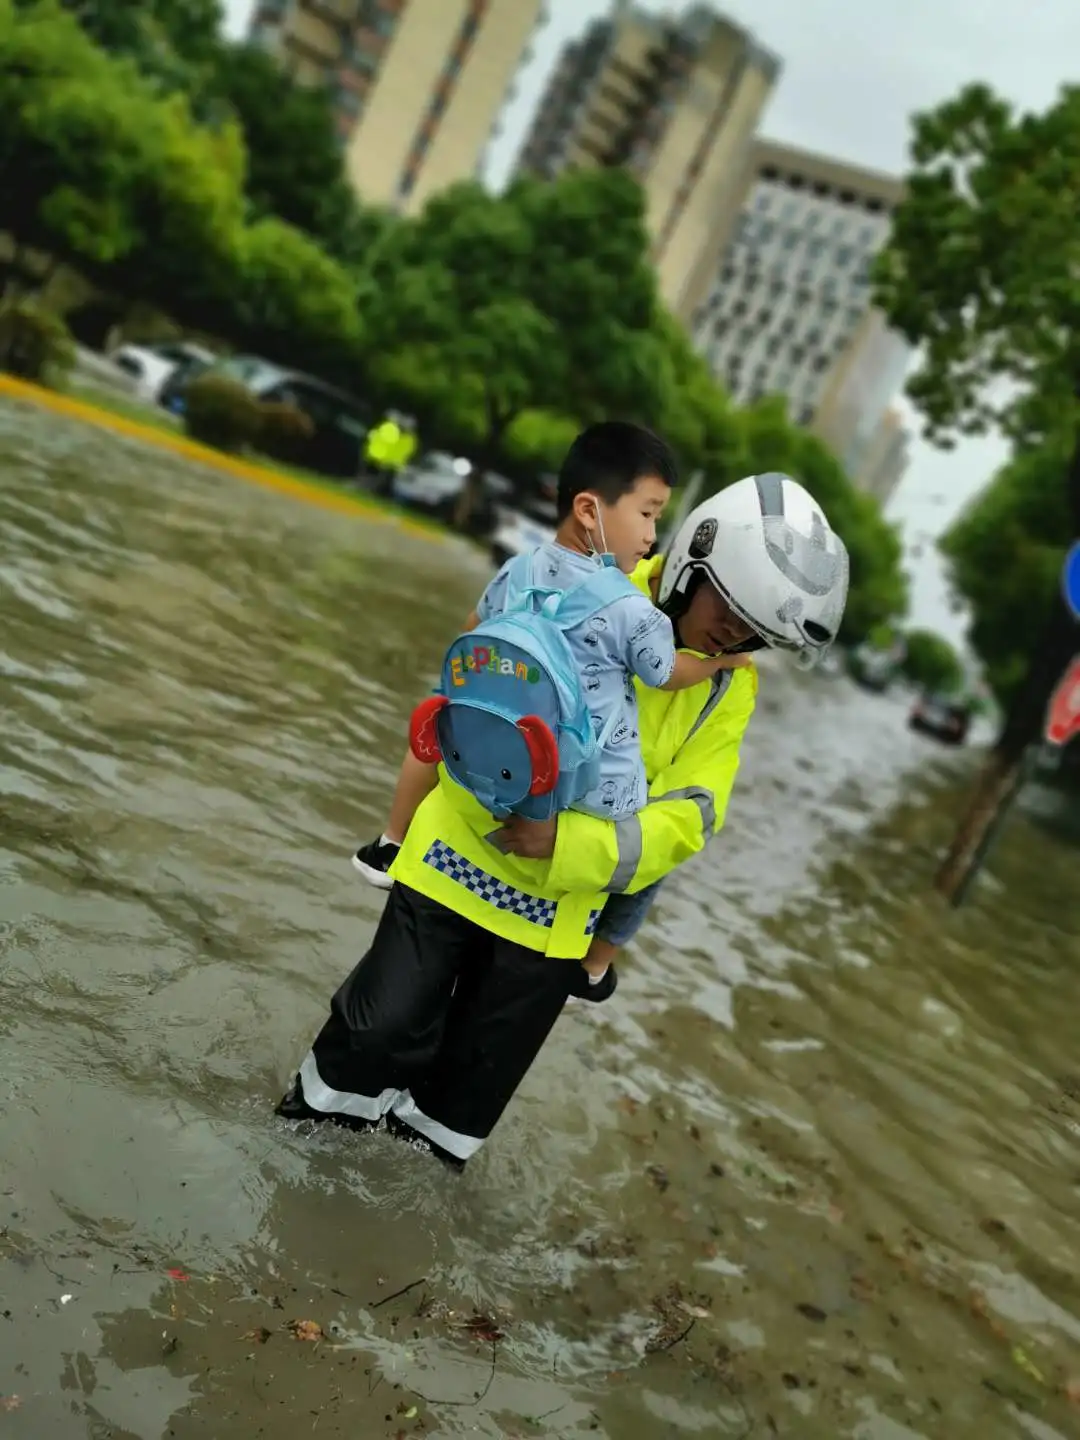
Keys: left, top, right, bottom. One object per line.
{"left": 658, "top": 474, "right": 849, "bottom": 653}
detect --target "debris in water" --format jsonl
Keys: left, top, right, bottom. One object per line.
{"left": 0, "top": 1396, "right": 21, "bottom": 1412}
{"left": 167, "top": 1268, "right": 189, "bottom": 1283}
{"left": 396, "top": 1402, "right": 419, "bottom": 1418}
{"left": 457, "top": 1312, "right": 504, "bottom": 1344}
{"left": 287, "top": 1319, "right": 324, "bottom": 1342}
{"left": 1011, "top": 1347, "right": 1045, "bottom": 1385}
{"left": 60, "top": 1294, "right": 74, "bottom": 1305}
{"left": 243, "top": 1327, "right": 272, "bottom": 1345}
{"left": 645, "top": 1164, "right": 670, "bottom": 1193}
{"left": 645, "top": 1283, "right": 708, "bottom": 1353}
{"left": 795, "top": 1303, "right": 827, "bottom": 1323}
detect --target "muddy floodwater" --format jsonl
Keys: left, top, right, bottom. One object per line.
{"left": 2, "top": 397, "right": 1079, "bottom": 1440}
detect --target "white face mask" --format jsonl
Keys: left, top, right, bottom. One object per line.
{"left": 582, "top": 493, "right": 616, "bottom": 567}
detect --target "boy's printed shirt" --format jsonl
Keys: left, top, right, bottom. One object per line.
{"left": 476, "top": 543, "right": 676, "bottom": 817}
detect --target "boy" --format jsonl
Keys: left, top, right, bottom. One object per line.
{"left": 352, "top": 422, "right": 747, "bottom": 990}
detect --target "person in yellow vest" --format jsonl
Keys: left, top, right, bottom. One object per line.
{"left": 363, "top": 411, "right": 416, "bottom": 486}
{"left": 277, "top": 432, "right": 849, "bottom": 1168}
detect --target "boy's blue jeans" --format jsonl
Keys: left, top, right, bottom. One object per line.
{"left": 593, "top": 880, "right": 662, "bottom": 947}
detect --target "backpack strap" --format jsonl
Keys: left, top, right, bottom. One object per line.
{"left": 551, "top": 564, "right": 639, "bottom": 630}
{"left": 500, "top": 551, "right": 565, "bottom": 614}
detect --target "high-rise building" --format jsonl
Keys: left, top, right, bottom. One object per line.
{"left": 692, "top": 140, "right": 910, "bottom": 470}
{"left": 247, "top": 0, "right": 545, "bottom": 214}
{"left": 855, "top": 406, "right": 910, "bottom": 509}
{"left": 515, "top": 4, "right": 780, "bottom": 321}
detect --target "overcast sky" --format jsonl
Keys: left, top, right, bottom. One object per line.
{"left": 222, "top": 0, "right": 1080, "bottom": 640}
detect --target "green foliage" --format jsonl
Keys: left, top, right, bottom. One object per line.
{"left": 206, "top": 44, "right": 369, "bottom": 262}
{"left": 901, "top": 628, "right": 965, "bottom": 695}
{"left": 20, "top": 0, "right": 224, "bottom": 74}
{"left": 0, "top": 298, "right": 75, "bottom": 384}
{"left": 874, "top": 81, "right": 1080, "bottom": 740}
{"left": 367, "top": 171, "right": 670, "bottom": 451}
{"left": 873, "top": 81, "right": 1080, "bottom": 448}
{"left": 228, "top": 218, "right": 362, "bottom": 379}
{"left": 183, "top": 372, "right": 262, "bottom": 451}
{"left": 940, "top": 441, "right": 1070, "bottom": 705}
{"left": 258, "top": 399, "right": 315, "bottom": 465}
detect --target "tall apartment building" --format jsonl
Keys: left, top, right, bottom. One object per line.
{"left": 247, "top": 0, "right": 544, "bottom": 214}
{"left": 856, "top": 406, "right": 910, "bottom": 508}
{"left": 692, "top": 140, "right": 911, "bottom": 478}
{"left": 515, "top": 4, "right": 780, "bottom": 321}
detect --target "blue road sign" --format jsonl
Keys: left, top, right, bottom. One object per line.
{"left": 1065, "top": 542, "right": 1080, "bottom": 620}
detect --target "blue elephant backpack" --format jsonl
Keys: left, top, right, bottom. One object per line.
{"left": 409, "top": 552, "right": 640, "bottom": 820}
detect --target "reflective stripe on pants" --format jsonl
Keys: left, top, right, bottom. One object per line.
{"left": 280, "top": 884, "right": 579, "bottom": 1165}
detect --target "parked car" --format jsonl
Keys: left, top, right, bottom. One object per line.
{"left": 490, "top": 487, "right": 558, "bottom": 568}
{"left": 160, "top": 355, "right": 372, "bottom": 479}
{"left": 392, "top": 453, "right": 512, "bottom": 534}
{"left": 391, "top": 450, "right": 472, "bottom": 515}
{"left": 111, "top": 339, "right": 217, "bottom": 403}
{"left": 908, "top": 692, "right": 972, "bottom": 745}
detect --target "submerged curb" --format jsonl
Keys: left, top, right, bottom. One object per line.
{"left": 0, "top": 372, "right": 442, "bottom": 542}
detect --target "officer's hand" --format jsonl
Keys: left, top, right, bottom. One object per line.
{"left": 499, "top": 814, "right": 557, "bottom": 859}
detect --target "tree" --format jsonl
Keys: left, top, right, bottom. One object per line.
{"left": 0, "top": 1, "right": 246, "bottom": 320}
{"left": 207, "top": 44, "right": 375, "bottom": 262}
{"left": 368, "top": 170, "right": 676, "bottom": 520}
{"left": 872, "top": 81, "right": 1080, "bottom": 899}
{"left": 102, "top": 90, "right": 248, "bottom": 326}
{"left": 940, "top": 441, "right": 1070, "bottom": 703}
{"left": 0, "top": 2, "right": 152, "bottom": 278}
{"left": 14, "top": 0, "right": 223, "bottom": 91}
{"left": 902, "top": 629, "right": 965, "bottom": 694}
{"left": 227, "top": 217, "right": 363, "bottom": 379}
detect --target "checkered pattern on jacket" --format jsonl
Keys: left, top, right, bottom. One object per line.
{"left": 424, "top": 839, "right": 601, "bottom": 935}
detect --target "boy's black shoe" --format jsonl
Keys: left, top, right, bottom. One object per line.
{"left": 351, "top": 835, "right": 399, "bottom": 889}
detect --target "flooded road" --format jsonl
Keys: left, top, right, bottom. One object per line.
{"left": 2, "top": 395, "right": 1079, "bottom": 1440}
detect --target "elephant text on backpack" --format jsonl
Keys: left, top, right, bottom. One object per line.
{"left": 408, "top": 554, "right": 639, "bottom": 820}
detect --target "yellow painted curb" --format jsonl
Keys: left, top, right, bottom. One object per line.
{"left": 0, "top": 372, "right": 442, "bottom": 542}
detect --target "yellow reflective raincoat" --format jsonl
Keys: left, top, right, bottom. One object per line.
{"left": 390, "top": 554, "right": 756, "bottom": 959}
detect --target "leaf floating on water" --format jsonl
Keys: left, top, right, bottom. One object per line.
{"left": 0, "top": 1396, "right": 22, "bottom": 1412}
{"left": 678, "top": 1303, "right": 712, "bottom": 1320}
{"left": 396, "top": 1403, "right": 419, "bottom": 1418}
{"left": 1011, "top": 1346, "right": 1046, "bottom": 1385}
{"left": 243, "top": 1327, "right": 272, "bottom": 1345}
{"left": 457, "top": 1312, "right": 504, "bottom": 1344}
{"left": 287, "top": 1319, "right": 323, "bottom": 1342}
{"left": 795, "top": 1303, "right": 827, "bottom": 1323}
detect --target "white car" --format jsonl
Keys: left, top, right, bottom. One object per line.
{"left": 110, "top": 340, "right": 217, "bottom": 404}
{"left": 391, "top": 451, "right": 471, "bottom": 511}
{"left": 490, "top": 500, "right": 557, "bottom": 568}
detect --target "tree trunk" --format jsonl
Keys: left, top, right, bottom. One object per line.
{"left": 935, "top": 410, "right": 1080, "bottom": 903}
{"left": 452, "top": 404, "right": 513, "bottom": 533}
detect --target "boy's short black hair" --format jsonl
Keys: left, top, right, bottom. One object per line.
{"left": 556, "top": 421, "right": 678, "bottom": 521}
